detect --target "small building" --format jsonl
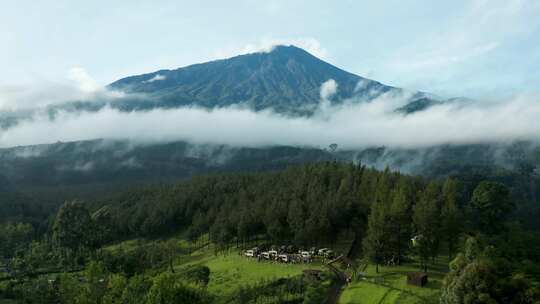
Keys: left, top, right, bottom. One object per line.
{"left": 407, "top": 272, "right": 428, "bottom": 287}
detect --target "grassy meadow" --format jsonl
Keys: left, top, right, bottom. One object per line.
{"left": 339, "top": 256, "right": 449, "bottom": 304}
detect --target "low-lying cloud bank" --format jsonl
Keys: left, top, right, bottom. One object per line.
{"left": 0, "top": 67, "right": 123, "bottom": 112}
{"left": 1, "top": 90, "right": 539, "bottom": 150}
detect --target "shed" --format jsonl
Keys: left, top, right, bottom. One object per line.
{"left": 407, "top": 272, "right": 428, "bottom": 287}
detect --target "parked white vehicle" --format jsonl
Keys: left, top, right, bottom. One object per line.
{"left": 260, "top": 252, "right": 271, "bottom": 260}
{"left": 268, "top": 250, "right": 278, "bottom": 258}
{"left": 278, "top": 254, "right": 289, "bottom": 263}
{"left": 318, "top": 248, "right": 330, "bottom": 256}
{"left": 300, "top": 251, "right": 311, "bottom": 259}
{"left": 245, "top": 250, "right": 255, "bottom": 257}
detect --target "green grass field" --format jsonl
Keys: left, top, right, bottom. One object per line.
{"left": 339, "top": 256, "right": 449, "bottom": 304}
{"left": 205, "top": 254, "right": 321, "bottom": 295}
{"left": 340, "top": 281, "right": 390, "bottom": 304}
{"left": 174, "top": 245, "right": 323, "bottom": 297}
{"left": 104, "top": 238, "right": 450, "bottom": 303}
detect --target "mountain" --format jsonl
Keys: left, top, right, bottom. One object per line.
{"left": 0, "top": 45, "right": 444, "bottom": 131}
{"left": 108, "top": 45, "right": 403, "bottom": 114}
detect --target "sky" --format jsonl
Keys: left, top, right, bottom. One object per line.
{"left": 1, "top": 0, "right": 540, "bottom": 99}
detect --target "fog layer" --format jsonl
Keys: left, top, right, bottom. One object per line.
{"left": 1, "top": 88, "right": 538, "bottom": 149}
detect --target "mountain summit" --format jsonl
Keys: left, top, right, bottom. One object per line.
{"left": 109, "top": 45, "right": 399, "bottom": 114}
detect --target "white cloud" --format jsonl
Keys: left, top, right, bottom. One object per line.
{"left": 68, "top": 67, "right": 100, "bottom": 93}
{"left": 2, "top": 91, "right": 540, "bottom": 150}
{"left": 318, "top": 79, "right": 338, "bottom": 113}
{"left": 320, "top": 79, "right": 338, "bottom": 101}
{"left": 0, "top": 67, "right": 123, "bottom": 111}
{"left": 0, "top": 83, "right": 87, "bottom": 111}
{"left": 144, "top": 74, "right": 166, "bottom": 83}
{"left": 213, "top": 37, "right": 329, "bottom": 60}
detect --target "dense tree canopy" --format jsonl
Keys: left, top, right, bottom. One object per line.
{"left": 441, "top": 237, "right": 540, "bottom": 304}
{"left": 469, "top": 181, "right": 515, "bottom": 235}
{"left": 2, "top": 162, "right": 540, "bottom": 304}
{"left": 52, "top": 201, "right": 98, "bottom": 252}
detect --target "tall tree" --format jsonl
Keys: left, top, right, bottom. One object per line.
{"left": 469, "top": 181, "right": 514, "bottom": 235}
{"left": 388, "top": 178, "right": 414, "bottom": 265}
{"left": 52, "top": 201, "right": 97, "bottom": 254}
{"left": 363, "top": 200, "right": 390, "bottom": 273}
{"left": 0, "top": 222, "right": 34, "bottom": 258}
{"left": 412, "top": 181, "right": 442, "bottom": 272}
{"left": 441, "top": 178, "right": 463, "bottom": 259}
{"left": 82, "top": 261, "right": 108, "bottom": 304}
{"left": 441, "top": 237, "right": 540, "bottom": 304}
{"left": 287, "top": 200, "right": 307, "bottom": 245}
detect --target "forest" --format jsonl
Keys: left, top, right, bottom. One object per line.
{"left": 1, "top": 162, "right": 540, "bottom": 303}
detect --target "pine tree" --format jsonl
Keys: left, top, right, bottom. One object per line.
{"left": 441, "top": 178, "right": 463, "bottom": 259}
{"left": 388, "top": 178, "right": 413, "bottom": 265}
{"left": 469, "top": 181, "right": 514, "bottom": 235}
{"left": 52, "top": 201, "right": 97, "bottom": 255}
{"left": 363, "top": 200, "right": 390, "bottom": 273}
{"left": 412, "top": 181, "right": 442, "bottom": 272}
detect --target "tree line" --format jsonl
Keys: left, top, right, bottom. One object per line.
{"left": 2, "top": 162, "right": 540, "bottom": 303}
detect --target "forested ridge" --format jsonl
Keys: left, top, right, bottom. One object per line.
{"left": 1, "top": 162, "right": 540, "bottom": 303}
{"left": 93, "top": 162, "right": 375, "bottom": 244}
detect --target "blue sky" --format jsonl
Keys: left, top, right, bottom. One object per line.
{"left": 1, "top": 0, "right": 539, "bottom": 99}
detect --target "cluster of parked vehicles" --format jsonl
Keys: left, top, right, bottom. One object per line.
{"left": 244, "top": 246, "right": 335, "bottom": 264}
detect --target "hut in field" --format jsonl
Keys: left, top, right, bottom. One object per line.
{"left": 407, "top": 272, "right": 428, "bottom": 287}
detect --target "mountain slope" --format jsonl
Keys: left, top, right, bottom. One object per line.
{"left": 108, "top": 45, "right": 399, "bottom": 114}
